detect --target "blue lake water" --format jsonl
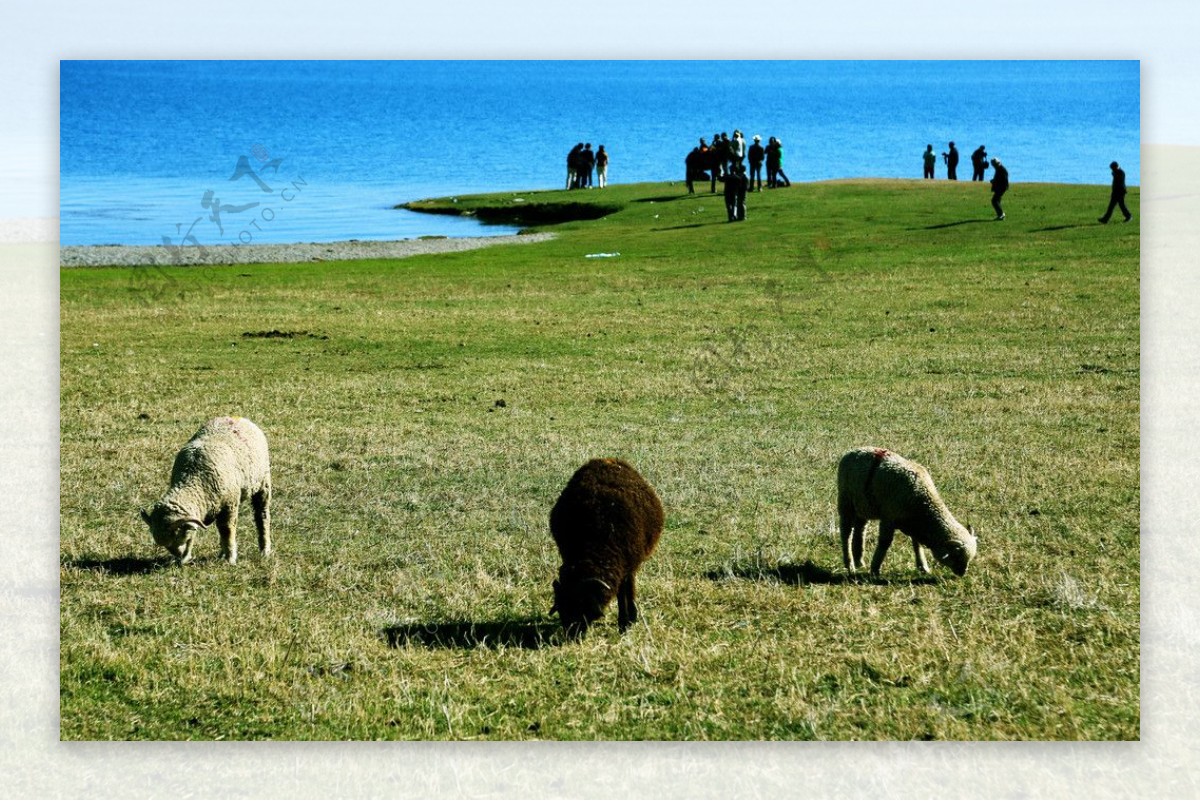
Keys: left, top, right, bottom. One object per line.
{"left": 59, "top": 60, "right": 1140, "bottom": 246}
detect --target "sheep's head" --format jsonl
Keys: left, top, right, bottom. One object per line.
{"left": 550, "top": 571, "right": 614, "bottom": 638}
{"left": 141, "top": 505, "right": 207, "bottom": 564}
{"left": 933, "top": 525, "right": 977, "bottom": 577}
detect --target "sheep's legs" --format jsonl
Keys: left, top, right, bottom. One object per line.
{"left": 252, "top": 483, "right": 272, "bottom": 557}
{"left": 617, "top": 575, "right": 637, "bottom": 632}
{"left": 870, "top": 522, "right": 896, "bottom": 577}
{"left": 217, "top": 506, "right": 238, "bottom": 564}
{"left": 911, "top": 539, "right": 931, "bottom": 574}
{"left": 840, "top": 511, "right": 866, "bottom": 572}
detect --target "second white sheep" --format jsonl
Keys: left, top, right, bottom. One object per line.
{"left": 837, "top": 447, "right": 976, "bottom": 577}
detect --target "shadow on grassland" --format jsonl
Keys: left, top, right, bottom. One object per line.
{"left": 63, "top": 556, "right": 174, "bottom": 576}
{"left": 1030, "top": 223, "right": 1095, "bottom": 232}
{"left": 381, "top": 618, "right": 561, "bottom": 650}
{"left": 651, "top": 223, "right": 717, "bottom": 231}
{"left": 632, "top": 194, "right": 697, "bottom": 203}
{"left": 920, "top": 219, "right": 995, "bottom": 230}
{"left": 705, "top": 558, "right": 940, "bottom": 587}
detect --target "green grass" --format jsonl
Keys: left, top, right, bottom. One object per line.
{"left": 60, "top": 179, "right": 1139, "bottom": 740}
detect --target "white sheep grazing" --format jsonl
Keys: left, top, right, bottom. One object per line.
{"left": 141, "top": 416, "right": 271, "bottom": 564}
{"left": 837, "top": 447, "right": 976, "bottom": 577}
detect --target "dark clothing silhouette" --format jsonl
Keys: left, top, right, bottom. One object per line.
{"left": 709, "top": 137, "right": 727, "bottom": 193}
{"left": 721, "top": 168, "right": 748, "bottom": 221}
{"left": 989, "top": 160, "right": 1009, "bottom": 219}
{"left": 685, "top": 147, "right": 706, "bottom": 194}
{"left": 566, "top": 144, "right": 584, "bottom": 189}
{"left": 945, "top": 143, "right": 959, "bottom": 180}
{"left": 747, "top": 141, "right": 765, "bottom": 191}
{"left": 970, "top": 146, "right": 988, "bottom": 181}
{"left": 1099, "top": 163, "right": 1132, "bottom": 223}
{"left": 765, "top": 140, "right": 780, "bottom": 188}
{"left": 580, "top": 145, "right": 595, "bottom": 188}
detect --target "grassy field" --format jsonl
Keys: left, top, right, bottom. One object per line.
{"left": 60, "top": 178, "right": 1139, "bottom": 740}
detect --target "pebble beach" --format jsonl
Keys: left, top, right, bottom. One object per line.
{"left": 59, "top": 232, "right": 556, "bottom": 268}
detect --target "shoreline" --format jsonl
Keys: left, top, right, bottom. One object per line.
{"left": 59, "top": 232, "right": 556, "bottom": 268}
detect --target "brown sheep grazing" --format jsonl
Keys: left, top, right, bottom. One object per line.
{"left": 549, "top": 458, "right": 664, "bottom": 637}
{"left": 837, "top": 447, "right": 977, "bottom": 577}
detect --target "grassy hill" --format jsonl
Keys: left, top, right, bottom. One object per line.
{"left": 59, "top": 179, "right": 1139, "bottom": 740}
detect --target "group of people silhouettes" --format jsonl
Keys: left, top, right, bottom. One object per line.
{"left": 685, "top": 131, "right": 792, "bottom": 196}
{"left": 921, "top": 140, "right": 1008, "bottom": 220}
{"left": 565, "top": 143, "right": 609, "bottom": 190}
{"left": 682, "top": 130, "right": 793, "bottom": 222}
{"left": 924, "top": 142, "right": 1008, "bottom": 218}
{"left": 923, "top": 141, "right": 1007, "bottom": 218}
{"left": 922, "top": 141, "right": 990, "bottom": 182}
{"left": 918, "top": 141, "right": 1129, "bottom": 223}
{"left": 559, "top": 137, "right": 1131, "bottom": 226}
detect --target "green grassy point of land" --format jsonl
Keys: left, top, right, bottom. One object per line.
{"left": 61, "top": 179, "right": 1139, "bottom": 740}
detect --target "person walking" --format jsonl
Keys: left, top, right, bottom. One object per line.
{"left": 989, "top": 157, "right": 1009, "bottom": 220}
{"left": 722, "top": 162, "right": 749, "bottom": 222}
{"left": 1098, "top": 160, "right": 1133, "bottom": 223}
{"left": 747, "top": 134, "right": 765, "bottom": 191}
{"left": 595, "top": 145, "right": 609, "bottom": 189}
{"left": 923, "top": 144, "right": 936, "bottom": 179}
{"left": 944, "top": 141, "right": 959, "bottom": 180}
{"left": 970, "top": 145, "right": 988, "bottom": 181}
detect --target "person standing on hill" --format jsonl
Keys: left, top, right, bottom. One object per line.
{"left": 774, "top": 139, "right": 791, "bottom": 187}
{"left": 710, "top": 133, "right": 727, "bottom": 193}
{"left": 1098, "top": 160, "right": 1133, "bottom": 223}
{"left": 765, "top": 137, "right": 780, "bottom": 188}
{"left": 581, "top": 143, "right": 596, "bottom": 188}
{"left": 943, "top": 141, "right": 959, "bottom": 180}
{"left": 923, "top": 144, "right": 936, "bottom": 179}
{"left": 747, "top": 135, "right": 765, "bottom": 191}
{"left": 595, "top": 145, "right": 609, "bottom": 189}
{"left": 566, "top": 143, "right": 583, "bottom": 189}
{"left": 685, "top": 146, "right": 704, "bottom": 194}
{"left": 971, "top": 145, "right": 988, "bottom": 181}
{"left": 989, "top": 157, "right": 1009, "bottom": 220}
{"left": 730, "top": 130, "right": 746, "bottom": 168}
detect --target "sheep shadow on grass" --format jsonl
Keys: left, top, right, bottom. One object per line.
{"left": 381, "top": 618, "right": 561, "bottom": 650}
{"left": 63, "top": 556, "right": 175, "bottom": 576}
{"left": 705, "top": 558, "right": 940, "bottom": 587}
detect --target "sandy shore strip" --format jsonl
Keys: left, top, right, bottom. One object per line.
{"left": 59, "top": 232, "right": 556, "bottom": 268}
